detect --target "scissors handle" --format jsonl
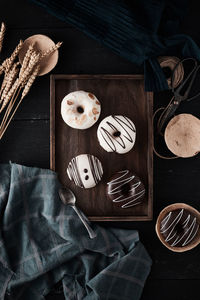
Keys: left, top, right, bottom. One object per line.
{"left": 172, "top": 58, "right": 199, "bottom": 102}
{"left": 157, "top": 57, "right": 200, "bottom": 134}
{"left": 157, "top": 97, "right": 180, "bottom": 134}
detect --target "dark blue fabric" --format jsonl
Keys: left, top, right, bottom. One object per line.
{"left": 30, "top": 0, "right": 200, "bottom": 91}
{"left": 0, "top": 163, "right": 152, "bottom": 299}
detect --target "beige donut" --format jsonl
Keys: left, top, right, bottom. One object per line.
{"left": 164, "top": 114, "right": 200, "bottom": 158}
{"left": 61, "top": 90, "right": 101, "bottom": 129}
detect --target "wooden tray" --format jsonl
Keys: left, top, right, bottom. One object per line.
{"left": 50, "top": 75, "right": 153, "bottom": 221}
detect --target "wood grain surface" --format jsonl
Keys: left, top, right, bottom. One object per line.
{"left": 0, "top": 0, "right": 200, "bottom": 299}
{"left": 50, "top": 75, "right": 153, "bottom": 221}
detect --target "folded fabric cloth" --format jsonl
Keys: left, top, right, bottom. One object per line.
{"left": 0, "top": 163, "right": 151, "bottom": 300}
{"left": 30, "top": 0, "right": 200, "bottom": 91}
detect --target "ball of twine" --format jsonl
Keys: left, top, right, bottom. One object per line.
{"left": 158, "top": 56, "right": 184, "bottom": 89}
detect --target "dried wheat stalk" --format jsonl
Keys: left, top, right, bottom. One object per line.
{"left": 19, "top": 51, "right": 40, "bottom": 86}
{"left": 0, "top": 62, "right": 19, "bottom": 102}
{"left": 0, "top": 66, "right": 40, "bottom": 139}
{"left": 0, "top": 86, "right": 21, "bottom": 138}
{"left": 19, "top": 43, "right": 34, "bottom": 77}
{"left": 21, "top": 65, "right": 40, "bottom": 99}
{"left": 0, "top": 30, "right": 62, "bottom": 140}
{"left": 0, "top": 78, "right": 19, "bottom": 113}
{"left": 39, "top": 41, "right": 62, "bottom": 60}
{"left": 0, "top": 40, "right": 23, "bottom": 76}
{"left": 0, "top": 22, "right": 6, "bottom": 53}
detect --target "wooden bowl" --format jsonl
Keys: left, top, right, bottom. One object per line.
{"left": 19, "top": 34, "right": 59, "bottom": 76}
{"left": 156, "top": 203, "right": 200, "bottom": 252}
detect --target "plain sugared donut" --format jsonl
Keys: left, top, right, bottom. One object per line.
{"left": 107, "top": 170, "right": 145, "bottom": 208}
{"left": 97, "top": 115, "right": 136, "bottom": 154}
{"left": 67, "top": 154, "right": 103, "bottom": 189}
{"left": 61, "top": 90, "right": 101, "bottom": 129}
{"left": 160, "top": 208, "right": 199, "bottom": 247}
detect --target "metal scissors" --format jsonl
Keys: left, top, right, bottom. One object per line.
{"left": 157, "top": 57, "right": 200, "bottom": 134}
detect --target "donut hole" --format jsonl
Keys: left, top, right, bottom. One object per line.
{"left": 121, "top": 183, "right": 131, "bottom": 196}
{"left": 77, "top": 106, "right": 84, "bottom": 114}
{"left": 174, "top": 223, "right": 184, "bottom": 235}
{"left": 162, "top": 66, "right": 172, "bottom": 79}
{"left": 113, "top": 131, "right": 121, "bottom": 137}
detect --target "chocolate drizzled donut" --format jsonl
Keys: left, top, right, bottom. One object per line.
{"left": 107, "top": 170, "right": 145, "bottom": 208}
{"left": 160, "top": 208, "right": 199, "bottom": 247}
{"left": 97, "top": 115, "right": 136, "bottom": 154}
{"left": 67, "top": 154, "right": 103, "bottom": 189}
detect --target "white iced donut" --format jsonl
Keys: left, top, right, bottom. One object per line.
{"left": 97, "top": 115, "right": 136, "bottom": 154}
{"left": 67, "top": 154, "right": 103, "bottom": 189}
{"left": 61, "top": 90, "right": 101, "bottom": 129}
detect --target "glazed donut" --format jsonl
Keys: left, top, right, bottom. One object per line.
{"left": 107, "top": 170, "right": 145, "bottom": 208}
{"left": 160, "top": 208, "right": 199, "bottom": 247}
{"left": 67, "top": 154, "right": 103, "bottom": 189}
{"left": 97, "top": 115, "right": 136, "bottom": 154}
{"left": 61, "top": 90, "right": 101, "bottom": 129}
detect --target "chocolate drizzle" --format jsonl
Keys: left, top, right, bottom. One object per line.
{"left": 100, "top": 116, "right": 136, "bottom": 152}
{"left": 87, "top": 154, "right": 102, "bottom": 184}
{"left": 67, "top": 154, "right": 103, "bottom": 189}
{"left": 68, "top": 156, "right": 83, "bottom": 188}
{"left": 107, "top": 170, "right": 145, "bottom": 208}
{"left": 160, "top": 209, "right": 199, "bottom": 247}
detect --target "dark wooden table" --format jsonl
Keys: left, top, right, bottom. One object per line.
{"left": 0, "top": 1, "right": 200, "bottom": 299}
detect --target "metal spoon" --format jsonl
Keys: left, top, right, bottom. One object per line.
{"left": 59, "top": 187, "right": 97, "bottom": 239}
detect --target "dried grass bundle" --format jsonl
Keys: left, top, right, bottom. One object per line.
{"left": 0, "top": 23, "right": 62, "bottom": 139}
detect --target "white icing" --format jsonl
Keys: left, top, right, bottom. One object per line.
{"left": 160, "top": 208, "right": 199, "bottom": 247}
{"left": 160, "top": 209, "right": 184, "bottom": 234}
{"left": 183, "top": 222, "right": 199, "bottom": 246}
{"left": 160, "top": 212, "right": 172, "bottom": 230}
{"left": 182, "top": 215, "right": 190, "bottom": 228}
{"left": 97, "top": 115, "right": 136, "bottom": 154}
{"left": 171, "top": 218, "right": 196, "bottom": 247}
{"left": 67, "top": 154, "right": 103, "bottom": 189}
{"left": 61, "top": 90, "right": 101, "bottom": 129}
{"left": 107, "top": 170, "right": 145, "bottom": 208}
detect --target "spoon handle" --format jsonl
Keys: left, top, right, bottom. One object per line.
{"left": 72, "top": 205, "right": 97, "bottom": 239}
